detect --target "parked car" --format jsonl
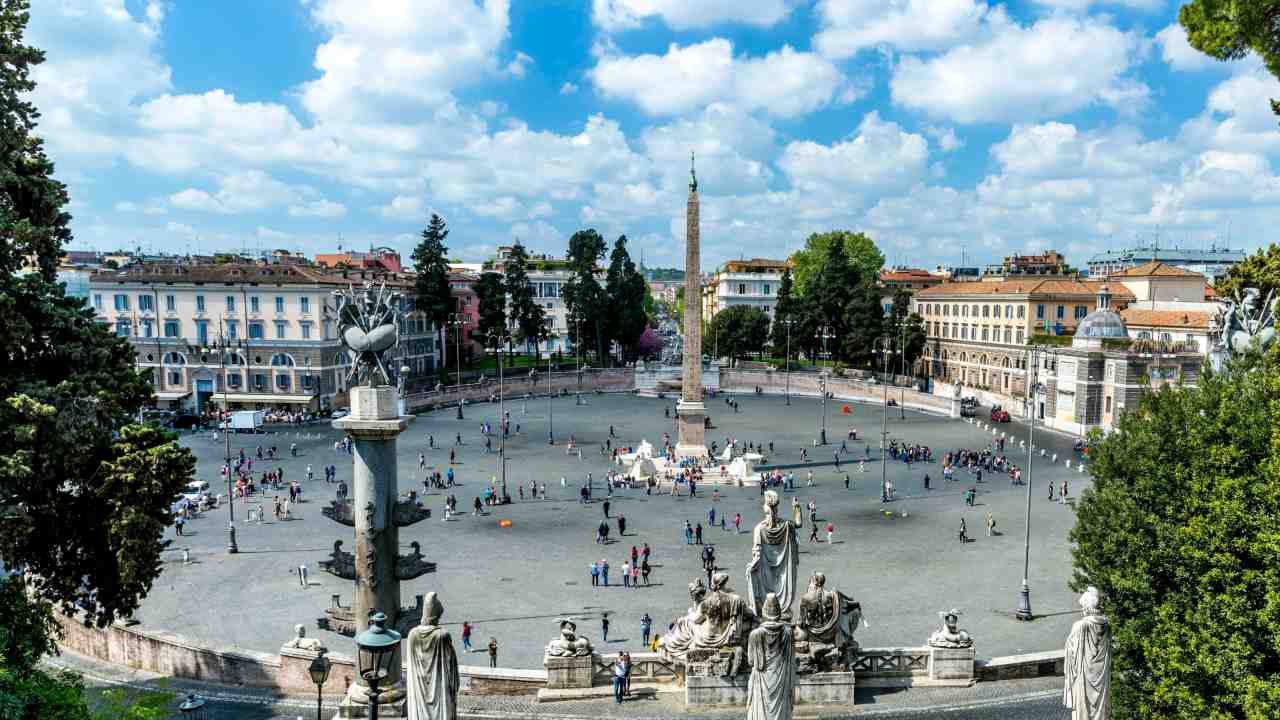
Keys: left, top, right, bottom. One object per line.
{"left": 990, "top": 406, "right": 1011, "bottom": 423}
{"left": 960, "top": 404, "right": 977, "bottom": 418}
{"left": 330, "top": 408, "right": 350, "bottom": 419}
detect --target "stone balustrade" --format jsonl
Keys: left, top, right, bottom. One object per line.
{"left": 405, "top": 368, "right": 634, "bottom": 413}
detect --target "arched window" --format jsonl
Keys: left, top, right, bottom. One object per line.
{"left": 982, "top": 305, "right": 990, "bottom": 318}
{"left": 161, "top": 351, "right": 186, "bottom": 365}
{"left": 270, "top": 353, "right": 296, "bottom": 367}
{"left": 971, "top": 304, "right": 979, "bottom": 317}
{"left": 1005, "top": 304, "right": 1013, "bottom": 318}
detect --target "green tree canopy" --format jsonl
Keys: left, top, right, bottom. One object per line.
{"left": 1070, "top": 355, "right": 1280, "bottom": 718}
{"left": 886, "top": 289, "right": 928, "bottom": 372}
{"left": 1217, "top": 243, "right": 1280, "bottom": 301}
{"left": 471, "top": 272, "right": 507, "bottom": 352}
{"left": 604, "top": 235, "right": 648, "bottom": 364}
{"left": 842, "top": 282, "right": 887, "bottom": 367}
{"left": 563, "top": 229, "right": 607, "bottom": 363}
{"left": 769, "top": 267, "right": 797, "bottom": 353}
{"left": 0, "top": 0, "right": 193, "bottom": 628}
{"left": 502, "top": 240, "right": 545, "bottom": 358}
{"left": 788, "top": 231, "right": 884, "bottom": 299}
{"left": 707, "top": 305, "right": 771, "bottom": 362}
{"left": 411, "top": 213, "right": 454, "bottom": 367}
{"left": 1180, "top": 0, "right": 1280, "bottom": 117}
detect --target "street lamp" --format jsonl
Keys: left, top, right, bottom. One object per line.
{"left": 204, "top": 327, "right": 243, "bottom": 555}
{"left": 355, "top": 611, "right": 402, "bottom": 720}
{"left": 308, "top": 652, "right": 332, "bottom": 720}
{"left": 1016, "top": 346, "right": 1043, "bottom": 622}
{"left": 449, "top": 312, "right": 465, "bottom": 420}
{"left": 874, "top": 335, "right": 899, "bottom": 500}
{"left": 783, "top": 318, "right": 794, "bottom": 406}
{"left": 546, "top": 331, "right": 556, "bottom": 445}
{"left": 575, "top": 315, "right": 584, "bottom": 406}
{"left": 177, "top": 693, "right": 206, "bottom": 720}
{"left": 818, "top": 370, "right": 828, "bottom": 446}
{"left": 496, "top": 325, "right": 514, "bottom": 502}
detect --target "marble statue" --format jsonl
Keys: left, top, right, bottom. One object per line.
{"left": 747, "top": 593, "right": 795, "bottom": 720}
{"left": 283, "top": 623, "right": 325, "bottom": 652}
{"left": 928, "top": 609, "right": 973, "bottom": 649}
{"left": 795, "top": 572, "right": 861, "bottom": 649}
{"left": 747, "top": 490, "right": 799, "bottom": 617}
{"left": 334, "top": 281, "right": 403, "bottom": 387}
{"left": 659, "top": 579, "right": 709, "bottom": 663}
{"left": 406, "top": 592, "right": 460, "bottom": 720}
{"left": 1064, "top": 587, "right": 1111, "bottom": 720}
{"left": 546, "top": 618, "right": 593, "bottom": 657}
{"left": 693, "top": 572, "right": 755, "bottom": 676}
{"left": 1210, "top": 287, "right": 1277, "bottom": 372}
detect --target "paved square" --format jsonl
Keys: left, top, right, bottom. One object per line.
{"left": 140, "top": 392, "right": 1089, "bottom": 670}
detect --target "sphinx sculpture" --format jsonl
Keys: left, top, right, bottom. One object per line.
{"left": 928, "top": 609, "right": 973, "bottom": 649}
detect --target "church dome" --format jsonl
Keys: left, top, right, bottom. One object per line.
{"left": 1073, "top": 284, "right": 1128, "bottom": 347}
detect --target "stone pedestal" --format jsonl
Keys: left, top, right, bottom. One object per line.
{"left": 332, "top": 386, "right": 414, "bottom": 718}
{"left": 544, "top": 654, "right": 596, "bottom": 689}
{"left": 675, "top": 400, "right": 708, "bottom": 459}
{"left": 685, "top": 671, "right": 855, "bottom": 706}
{"left": 928, "top": 646, "right": 975, "bottom": 683}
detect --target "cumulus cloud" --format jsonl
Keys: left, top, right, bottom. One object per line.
{"left": 560, "top": 82, "right": 579, "bottom": 95}
{"left": 288, "top": 199, "right": 348, "bottom": 218}
{"left": 891, "top": 15, "right": 1146, "bottom": 124}
{"left": 590, "top": 39, "right": 847, "bottom": 117}
{"left": 1155, "top": 23, "right": 1219, "bottom": 72}
{"left": 168, "top": 171, "right": 322, "bottom": 215}
{"left": 780, "top": 112, "right": 930, "bottom": 195}
{"left": 815, "top": 0, "right": 993, "bottom": 58}
{"left": 591, "top": 0, "right": 796, "bottom": 32}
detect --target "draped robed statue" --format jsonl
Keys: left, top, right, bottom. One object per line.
{"left": 407, "top": 592, "right": 460, "bottom": 720}
{"left": 746, "top": 490, "right": 799, "bottom": 618}
{"left": 1063, "top": 586, "right": 1111, "bottom": 720}
{"left": 747, "top": 592, "right": 795, "bottom": 720}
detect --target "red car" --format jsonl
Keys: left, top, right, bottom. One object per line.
{"left": 990, "top": 406, "right": 1011, "bottom": 423}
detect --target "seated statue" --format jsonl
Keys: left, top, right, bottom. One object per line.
{"left": 546, "top": 619, "right": 593, "bottom": 657}
{"left": 795, "top": 572, "right": 861, "bottom": 649}
{"left": 928, "top": 609, "right": 973, "bottom": 649}
{"left": 693, "top": 572, "right": 755, "bottom": 652}
{"left": 659, "top": 579, "right": 709, "bottom": 663}
{"left": 283, "top": 623, "right": 325, "bottom": 652}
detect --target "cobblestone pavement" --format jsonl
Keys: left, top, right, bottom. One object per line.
{"left": 138, "top": 392, "right": 1089, "bottom": 670}
{"left": 52, "top": 648, "right": 1072, "bottom": 719}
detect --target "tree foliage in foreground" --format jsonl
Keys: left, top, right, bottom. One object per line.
{"left": 1180, "top": 0, "right": 1280, "bottom": 118}
{"left": 1070, "top": 355, "right": 1280, "bottom": 718}
{"left": 0, "top": 0, "right": 193, "bottom": 628}
{"left": 706, "top": 305, "right": 771, "bottom": 361}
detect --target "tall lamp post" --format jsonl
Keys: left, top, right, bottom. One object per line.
{"left": 448, "top": 312, "right": 465, "bottom": 420}
{"left": 1016, "top": 346, "right": 1040, "bottom": 621}
{"left": 874, "top": 335, "right": 898, "bottom": 500}
{"left": 546, "top": 331, "right": 556, "bottom": 445}
{"left": 818, "top": 370, "right": 828, "bottom": 446}
{"left": 204, "top": 326, "right": 243, "bottom": 555}
{"left": 784, "top": 318, "right": 794, "bottom": 406}
{"left": 496, "top": 325, "right": 514, "bottom": 502}
{"left": 899, "top": 321, "right": 908, "bottom": 420}
{"left": 574, "top": 316, "right": 585, "bottom": 406}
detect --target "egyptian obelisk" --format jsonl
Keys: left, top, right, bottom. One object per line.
{"left": 676, "top": 153, "right": 708, "bottom": 458}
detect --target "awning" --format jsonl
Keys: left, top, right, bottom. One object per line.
{"left": 210, "top": 393, "right": 316, "bottom": 404}
{"left": 152, "top": 391, "right": 191, "bottom": 400}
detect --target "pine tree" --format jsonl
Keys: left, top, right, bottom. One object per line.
{"left": 563, "top": 229, "right": 607, "bottom": 364}
{"left": 604, "top": 235, "right": 648, "bottom": 364}
{"left": 472, "top": 272, "right": 507, "bottom": 355}
{"left": 503, "top": 240, "right": 545, "bottom": 363}
{"left": 411, "top": 214, "right": 454, "bottom": 372}
{"left": 770, "top": 267, "right": 796, "bottom": 357}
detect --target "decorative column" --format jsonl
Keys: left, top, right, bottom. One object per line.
{"left": 677, "top": 153, "right": 708, "bottom": 458}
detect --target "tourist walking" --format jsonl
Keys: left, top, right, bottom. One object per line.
{"left": 462, "top": 621, "right": 473, "bottom": 651}
{"left": 640, "top": 613, "right": 652, "bottom": 646}
{"left": 591, "top": 561, "right": 600, "bottom": 587}
{"left": 959, "top": 518, "right": 968, "bottom": 543}
{"left": 622, "top": 561, "right": 631, "bottom": 588}
{"left": 601, "top": 612, "right": 610, "bottom": 642}
{"left": 986, "top": 512, "right": 996, "bottom": 536}
{"left": 826, "top": 521, "right": 834, "bottom": 544}
{"left": 808, "top": 523, "right": 819, "bottom": 543}
{"left": 488, "top": 637, "right": 498, "bottom": 668}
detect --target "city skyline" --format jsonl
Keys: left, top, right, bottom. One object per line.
{"left": 30, "top": 0, "right": 1280, "bottom": 271}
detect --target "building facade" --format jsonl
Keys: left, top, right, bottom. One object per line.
{"left": 701, "top": 258, "right": 789, "bottom": 320}
{"left": 914, "top": 278, "right": 1136, "bottom": 396}
{"left": 1087, "top": 242, "right": 1244, "bottom": 278}
{"left": 484, "top": 246, "right": 588, "bottom": 356}
{"left": 89, "top": 261, "right": 438, "bottom": 414}
{"left": 879, "top": 267, "right": 945, "bottom": 313}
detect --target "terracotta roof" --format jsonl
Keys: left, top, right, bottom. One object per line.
{"left": 722, "top": 258, "right": 790, "bottom": 272}
{"left": 1110, "top": 261, "right": 1202, "bottom": 278}
{"left": 1119, "top": 308, "right": 1213, "bottom": 330}
{"left": 917, "top": 279, "right": 1135, "bottom": 300}
{"left": 90, "top": 262, "right": 418, "bottom": 288}
{"left": 880, "top": 268, "right": 943, "bottom": 282}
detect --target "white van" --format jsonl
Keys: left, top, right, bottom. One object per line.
{"left": 181, "top": 480, "right": 211, "bottom": 503}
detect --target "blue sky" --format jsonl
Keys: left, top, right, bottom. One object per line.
{"left": 28, "top": 0, "right": 1280, "bottom": 271}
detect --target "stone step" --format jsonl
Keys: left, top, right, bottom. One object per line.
{"left": 535, "top": 683, "right": 672, "bottom": 703}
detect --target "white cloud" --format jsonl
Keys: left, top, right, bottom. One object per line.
{"left": 299, "top": 0, "right": 511, "bottom": 121}
{"left": 590, "top": 39, "right": 847, "bottom": 117}
{"left": 378, "top": 195, "right": 426, "bottom": 220}
{"left": 780, "top": 112, "right": 930, "bottom": 194}
{"left": 1156, "top": 23, "right": 1219, "bottom": 72}
{"left": 560, "top": 82, "right": 579, "bottom": 95}
{"left": 256, "top": 226, "right": 292, "bottom": 242}
{"left": 506, "top": 51, "right": 534, "bottom": 78}
{"left": 640, "top": 103, "right": 777, "bottom": 196}
{"left": 1180, "top": 67, "right": 1280, "bottom": 155}
{"left": 815, "top": 0, "right": 993, "bottom": 59}
{"left": 591, "top": 0, "right": 795, "bottom": 32}
{"left": 1031, "top": 0, "right": 1164, "bottom": 10}
{"left": 924, "top": 125, "right": 964, "bottom": 153}
{"left": 288, "top": 199, "right": 348, "bottom": 218}
{"left": 169, "top": 171, "right": 311, "bottom": 214}
{"left": 114, "top": 199, "right": 168, "bottom": 215}
{"left": 891, "top": 16, "right": 1146, "bottom": 124}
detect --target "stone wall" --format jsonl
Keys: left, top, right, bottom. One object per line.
{"left": 405, "top": 368, "right": 634, "bottom": 413}
{"left": 719, "top": 368, "right": 954, "bottom": 417}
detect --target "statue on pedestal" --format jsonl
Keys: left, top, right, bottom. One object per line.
{"left": 1063, "top": 587, "right": 1111, "bottom": 720}
{"left": 546, "top": 619, "right": 593, "bottom": 657}
{"left": 659, "top": 579, "right": 708, "bottom": 663}
{"left": 747, "top": 490, "right": 799, "bottom": 618}
{"left": 794, "top": 572, "right": 860, "bottom": 671}
{"left": 747, "top": 593, "right": 795, "bottom": 720}
{"left": 283, "top": 624, "right": 325, "bottom": 652}
{"left": 406, "top": 592, "right": 459, "bottom": 720}
{"left": 928, "top": 609, "right": 973, "bottom": 649}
